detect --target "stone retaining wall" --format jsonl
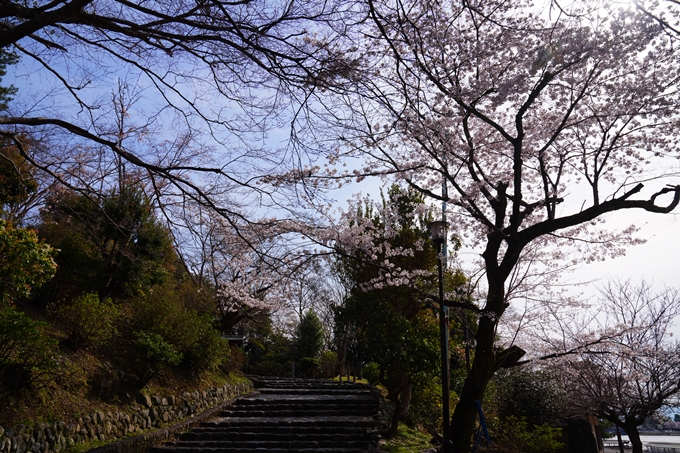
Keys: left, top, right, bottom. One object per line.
{"left": 0, "top": 380, "right": 253, "bottom": 453}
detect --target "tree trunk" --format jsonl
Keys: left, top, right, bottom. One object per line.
{"left": 387, "top": 399, "right": 403, "bottom": 438}
{"left": 449, "top": 314, "right": 498, "bottom": 452}
{"left": 399, "top": 382, "right": 413, "bottom": 423}
{"left": 624, "top": 424, "right": 643, "bottom": 453}
{"left": 449, "top": 257, "right": 509, "bottom": 453}
{"left": 386, "top": 376, "right": 412, "bottom": 438}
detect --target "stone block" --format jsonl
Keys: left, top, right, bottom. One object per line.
{"left": 137, "top": 393, "right": 152, "bottom": 408}
{"left": 16, "top": 436, "right": 26, "bottom": 453}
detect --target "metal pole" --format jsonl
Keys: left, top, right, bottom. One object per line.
{"left": 438, "top": 242, "right": 453, "bottom": 453}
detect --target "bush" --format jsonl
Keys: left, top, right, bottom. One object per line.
{"left": 319, "top": 350, "right": 338, "bottom": 378}
{"left": 182, "top": 321, "right": 230, "bottom": 374}
{"left": 0, "top": 307, "right": 60, "bottom": 392}
{"left": 221, "top": 346, "right": 245, "bottom": 374}
{"left": 0, "top": 220, "right": 56, "bottom": 307}
{"left": 298, "top": 357, "right": 320, "bottom": 378}
{"left": 408, "top": 376, "right": 452, "bottom": 434}
{"left": 131, "top": 284, "right": 231, "bottom": 378}
{"left": 362, "top": 362, "right": 380, "bottom": 385}
{"left": 55, "top": 293, "right": 119, "bottom": 350}
{"left": 480, "top": 416, "right": 564, "bottom": 453}
{"left": 133, "top": 330, "right": 183, "bottom": 388}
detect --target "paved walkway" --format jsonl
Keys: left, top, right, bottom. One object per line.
{"left": 150, "top": 377, "right": 384, "bottom": 453}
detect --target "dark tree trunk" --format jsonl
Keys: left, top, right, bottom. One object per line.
{"left": 623, "top": 423, "right": 643, "bottom": 453}
{"left": 386, "top": 376, "right": 412, "bottom": 438}
{"left": 449, "top": 315, "right": 496, "bottom": 453}
{"left": 398, "top": 382, "right": 413, "bottom": 426}
{"left": 449, "top": 239, "right": 518, "bottom": 453}
{"left": 387, "top": 400, "right": 403, "bottom": 438}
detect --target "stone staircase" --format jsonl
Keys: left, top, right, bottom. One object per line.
{"left": 150, "top": 377, "right": 384, "bottom": 453}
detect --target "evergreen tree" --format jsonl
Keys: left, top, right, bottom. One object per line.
{"left": 294, "top": 309, "right": 324, "bottom": 360}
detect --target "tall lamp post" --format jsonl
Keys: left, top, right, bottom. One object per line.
{"left": 429, "top": 220, "right": 453, "bottom": 453}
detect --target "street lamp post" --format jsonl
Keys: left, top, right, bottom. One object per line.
{"left": 428, "top": 221, "right": 453, "bottom": 453}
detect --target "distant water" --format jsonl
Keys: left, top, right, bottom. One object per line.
{"left": 615, "top": 434, "right": 680, "bottom": 445}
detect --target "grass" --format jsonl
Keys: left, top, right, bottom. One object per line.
{"left": 379, "top": 424, "right": 435, "bottom": 453}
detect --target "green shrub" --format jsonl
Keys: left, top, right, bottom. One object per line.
{"left": 319, "top": 350, "right": 338, "bottom": 378}
{"left": 221, "top": 346, "right": 245, "bottom": 374}
{"left": 55, "top": 293, "right": 119, "bottom": 350}
{"left": 0, "top": 220, "right": 56, "bottom": 307}
{"left": 133, "top": 330, "right": 183, "bottom": 388}
{"left": 182, "top": 320, "right": 229, "bottom": 374}
{"left": 132, "top": 288, "right": 227, "bottom": 375}
{"left": 298, "top": 357, "right": 320, "bottom": 378}
{"left": 481, "top": 416, "right": 564, "bottom": 453}
{"left": 0, "top": 307, "right": 60, "bottom": 392}
{"left": 362, "top": 362, "right": 380, "bottom": 385}
{"left": 408, "top": 376, "right": 450, "bottom": 433}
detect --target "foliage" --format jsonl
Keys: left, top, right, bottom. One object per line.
{"left": 182, "top": 325, "right": 230, "bottom": 374}
{"left": 133, "top": 331, "right": 183, "bottom": 388}
{"left": 39, "top": 186, "right": 177, "bottom": 301}
{"left": 0, "top": 220, "right": 56, "bottom": 307}
{"left": 480, "top": 416, "right": 564, "bottom": 453}
{"left": 0, "top": 47, "right": 17, "bottom": 111}
{"left": 319, "top": 350, "right": 339, "bottom": 378}
{"left": 333, "top": 185, "right": 455, "bottom": 437}
{"left": 130, "top": 282, "right": 227, "bottom": 376}
{"left": 244, "top": 317, "right": 293, "bottom": 377}
{"left": 0, "top": 136, "right": 39, "bottom": 223}
{"left": 493, "top": 367, "right": 567, "bottom": 428}
{"left": 298, "top": 357, "right": 320, "bottom": 378}
{"left": 0, "top": 307, "right": 60, "bottom": 393}
{"left": 407, "top": 376, "right": 454, "bottom": 436}
{"left": 54, "top": 293, "right": 119, "bottom": 351}
{"left": 363, "top": 362, "right": 380, "bottom": 386}
{"left": 293, "top": 309, "right": 324, "bottom": 360}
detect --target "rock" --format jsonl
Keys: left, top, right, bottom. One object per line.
{"left": 16, "top": 436, "right": 26, "bottom": 453}
{"left": 137, "top": 393, "right": 153, "bottom": 408}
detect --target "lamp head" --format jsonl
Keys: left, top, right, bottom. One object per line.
{"left": 428, "top": 221, "right": 448, "bottom": 246}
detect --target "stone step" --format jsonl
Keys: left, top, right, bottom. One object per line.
{"left": 189, "top": 426, "right": 375, "bottom": 436}
{"left": 220, "top": 409, "right": 376, "bottom": 418}
{"left": 258, "top": 388, "right": 373, "bottom": 395}
{"left": 180, "top": 430, "right": 371, "bottom": 441}
{"left": 232, "top": 399, "right": 376, "bottom": 407}
{"left": 165, "top": 440, "right": 369, "bottom": 448}
{"left": 150, "top": 379, "right": 383, "bottom": 453}
{"left": 202, "top": 416, "right": 378, "bottom": 428}
{"left": 151, "top": 446, "right": 366, "bottom": 453}
{"left": 230, "top": 395, "right": 378, "bottom": 408}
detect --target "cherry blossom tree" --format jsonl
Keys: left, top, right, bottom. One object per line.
{"left": 177, "top": 208, "right": 303, "bottom": 332}
{"left": 304, "top": 1, "right": 680, "bottom": 450}
{"left": 557, "top": 280, "right": 680, "bottom": 453}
